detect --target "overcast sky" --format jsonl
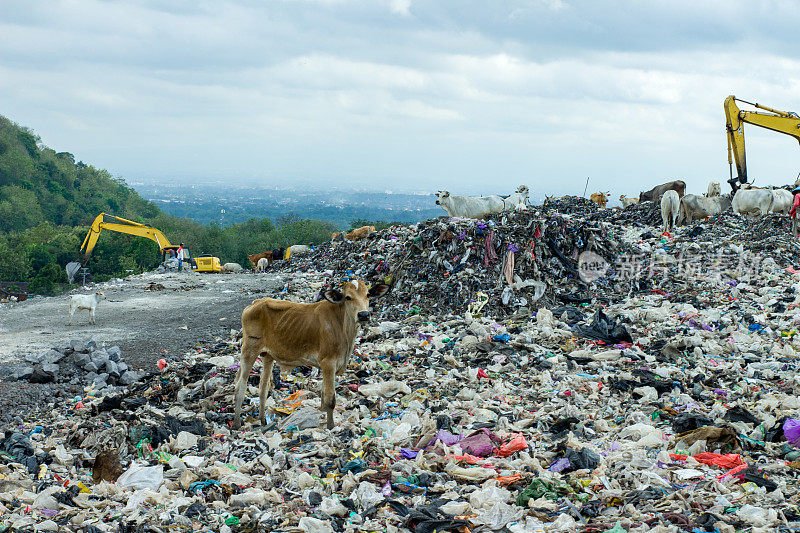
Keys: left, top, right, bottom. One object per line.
{"left": 1, "top": 1, "right": 800, "bottom": 197}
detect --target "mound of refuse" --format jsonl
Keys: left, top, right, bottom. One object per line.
{"left": 7, "top": 201, "right": 800, "bottom": 531}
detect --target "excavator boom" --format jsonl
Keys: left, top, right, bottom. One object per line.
{"left": 724, "top": 95, "right": 800, "bottom": 191}
{"left": 79, "top": 213, "right": 173, "bottom": 262}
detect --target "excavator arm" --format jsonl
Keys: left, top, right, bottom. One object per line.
{"left": 725, "top": 95, "right": 800, "bottom": 191}
{"left": 79, "top": 213, "right": 173, "bottom": 263}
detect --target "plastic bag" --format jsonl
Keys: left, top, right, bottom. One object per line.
{"left": 298, "top": 516, "right": 335, "bottom": 533}
{"left": 495, "top": 433, "right": 528, "bottom": 457}
{"left": 461, "top": 429, "right": 501, "bottom": 457}
{"left": 444, "top": 463, "right": 496, "bottom": 482}
{"left": 572, "top": 309, "right": 633, "bottom": 344}
{"left": 565, "top": 447, "right": 600, "bottom": 471}
{"left": 279, "top": 407, "right": 325, "bottom": 431}
{"left": 783, "top": 418, "right": 800, "bottom": 446}
{"left": 670, "top": 452, "right": 744, "bottom": 469}
{"left": 357, "top": 380, "right": 412, "bottom": 398}
{"left": 117, "top": 463, "right": 164, "bottom": 491}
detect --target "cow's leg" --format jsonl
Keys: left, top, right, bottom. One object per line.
{"left": 320, "top": 359, "right": 337, "bottom": 430}
{"left": 233, "top": 337, "right": 260, "bottom": 430}
{"left": 258, "top": 358, "right": 274, "bottom": 425}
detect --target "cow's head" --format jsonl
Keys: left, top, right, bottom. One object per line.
{"left": 435, "top": 191, "right": 450, "bottom": 205}
{"left": 516, "top": 185, "right": 529, "bottom": 195}
{"left": 95, "top": 291, "right": 106, "bottom": 300}
{"left": 324, "top": 280, "right": 390, "bottom": 323}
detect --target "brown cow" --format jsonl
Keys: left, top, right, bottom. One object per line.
{"left": 346, "top": 225, "right": 376, "bottom": 241}
{"left": 589, "top": 192, "right": 609, "bottom": 209}
{"left": 232, "top": 280, "right": 391, "bottom": 430}
{"left": 639, "top": 180, "right": 686, "bottom": 203}
{"left": 248, "top": 252, "right": 271, "bottom": 267}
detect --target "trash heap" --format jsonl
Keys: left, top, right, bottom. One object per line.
{"left": 276, "top": 205, "right": 650, "bottom": 319}
{"left": 13, "top": 339, "right": 144, "bottom": 393}
{"left": 8, "top": 203, "right": 800, "bottom": 531}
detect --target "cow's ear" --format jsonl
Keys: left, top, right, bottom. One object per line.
{"left": 368, "top": 284, "right": 391, "bottom": 299}
{"left": 323, "top": 289, "right": 344, "bottom": 303}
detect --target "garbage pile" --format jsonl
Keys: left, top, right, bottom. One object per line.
{"left": 13, "top": 338, "right": 144, "bottom": 393}
{"left": 598, "top": 201, "right": 662, "bottom": 227}
{"left": 275, "top": 206, "right": 650, "bottom": 319}
{"left": 8, "top": 202, "right": 800, "bottom": 531}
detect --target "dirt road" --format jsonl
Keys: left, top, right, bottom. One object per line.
{"left": 0, "top": 271, "right": 290, "bottom": 373}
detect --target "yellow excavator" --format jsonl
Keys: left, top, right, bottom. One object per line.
{"left": 78, "top": 213, "right": 222, "bottom": 272}
{"left": 724, "top": 95, "right": 800, "bottom": 192}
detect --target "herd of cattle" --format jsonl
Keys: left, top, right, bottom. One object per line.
{"left": 243, "top": 226, "right": 379, "bottom": 273}
{"left": 431, "top": 180, "right": 795, "bottom": 234}
{"left": 585, "top": 180, "right": 797, "bottom": 232}
{"left": 629, "top": 180, "right": 795, "bottom": 232}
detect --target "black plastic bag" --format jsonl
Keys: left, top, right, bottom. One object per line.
{"left": 743, "top": 466, "right": 778, "bottom": 491}
{"left": 724, "top": 406, "right": 760, "bottom": 426}
{"left": 0, "top": 432, "right": 44, "bottom": 474}
{"left": 671, "top": 413, "right": 712, "bottom": 434}
{"left": 165, "top": 416, "right": 207, "bottom": 437}
{"left": 572, "top": 309, "right": 633, "bottom": 344}
{"left": 550, "top": 306, "right": 585, "bottom": 325}
{"left": 565, "top": 447, "right": 600, "bottom": 471}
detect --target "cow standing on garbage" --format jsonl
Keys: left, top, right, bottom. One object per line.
{"left": 232, "top": 280, "right": 391, "bottom": 430}
{"left": 732, "top": 187, "right": 773, "bottom": 216}
{"left": 435, "top": 190, "right": 505, "bottom": 219}
{"left": 589, "top": 192, "right": 609, "bottom": 209}
{"left": 660, "top": 190, "right": 680, "bottom": 232}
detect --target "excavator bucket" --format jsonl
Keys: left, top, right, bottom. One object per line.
{"left": 65, "top": 262, "right": 82, "bottom": 284}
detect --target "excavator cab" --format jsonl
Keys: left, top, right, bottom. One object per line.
{"left": 160, "top": 246, "right": 221, "bottom": 272}
{"left": 727, "top": 175, "right": 748, "bottom": 193}
{"left": 162, "top": 245, "right": 191, "bottom": 263}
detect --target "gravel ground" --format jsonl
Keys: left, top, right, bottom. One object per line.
{"left": 0, "top": 270, "right": 289, "bottom": 419}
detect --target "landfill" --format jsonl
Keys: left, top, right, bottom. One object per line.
{"left": 6, "top": 197, "right": 800, "bottom": 531}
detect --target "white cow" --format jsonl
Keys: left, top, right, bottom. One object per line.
{"left": 679, "top": 194, "right": 731, "bottom": 223}
{"left": 221, "top": 262, "right": 244, "bottom": 273}
{"left": 732, "top": 188, "right": 773, "bottom": 216}
{"left": 435, "top": 191, "right": 505, "bottom": 219}
{"left": 661, "top": 190, "right": 680, "bottom": 232}
{"left": 287, "top": 245, "right": 312, "bottom": 257}
{"left": 619, "top": 195, "right": 639, "bottom": 208}
{"left": 706, "top": 182, "right": 721, "bottom": 197}
{"left": 502, "top": 185, "right": 529, "bottom": 212}
{"left": 256, "top": 257, "right": 269, "bottom": 272}
{"left": 69, "top": 291, "right": 105, "bottom": 324}
{"left": 770, "top": 188, "right": 793, "bottom": 215}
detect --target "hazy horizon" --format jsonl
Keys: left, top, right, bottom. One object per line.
{"left": 3, "top": 1, "right": 800, "bottom": 198}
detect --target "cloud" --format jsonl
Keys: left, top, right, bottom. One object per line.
{"left": 387, "top": 0, "right": 412, "bottom": 16}
{"left": 0, "top": 0, "right": 799, "bottom": 196}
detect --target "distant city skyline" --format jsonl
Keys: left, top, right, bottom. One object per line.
{"left": 2, "top": 1, "right": 800, "bottom": 197}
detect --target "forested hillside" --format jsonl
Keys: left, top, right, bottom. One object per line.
{"left": 0, "top": 116, "right": 338, "bottom": 294}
